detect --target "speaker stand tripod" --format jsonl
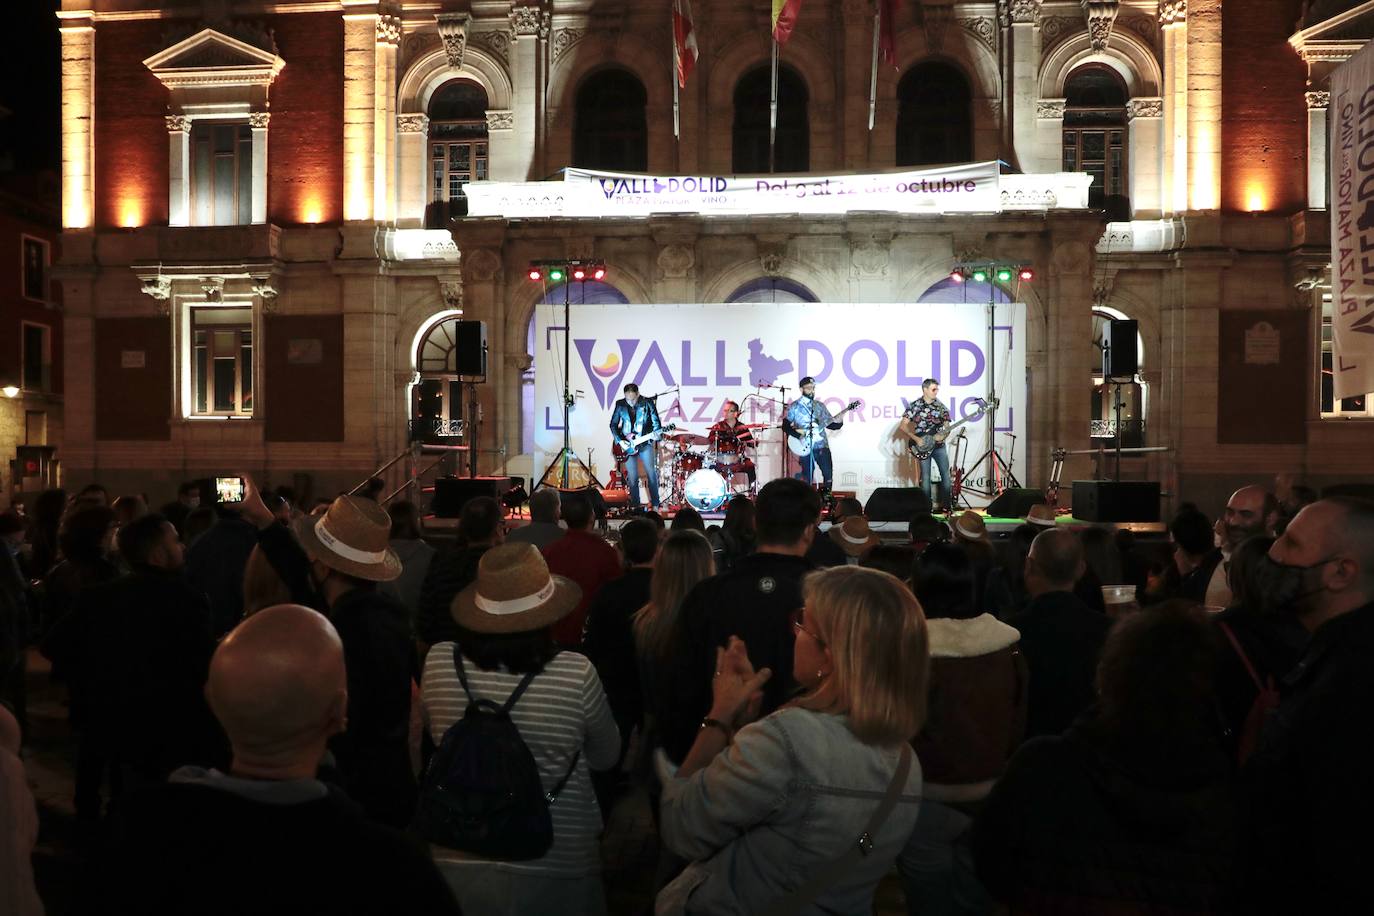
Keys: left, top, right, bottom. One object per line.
{"left": 960, "top": 292, "right": 1020, "bottom": 499}
{"left": 538, "top": 275, "right": 602, "bottom": 491}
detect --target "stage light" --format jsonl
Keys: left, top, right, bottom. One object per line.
{"left": 528, "top": 268, "right": 543, "bottom": 282}
{"left": 949, "top": 269, "right": 964, "bottom": 283}
{"left": 549, "top": 268, "right": 564, "bottom": 282}
{"left": 572, "top": 267, "right": 586, "bottom": 281}
{"left": 1018, "top": 267, "right": 1034, "bottom": 282}
{"left": 996, "top": 268, "right": 1012, "bottom": 283}
{"left": 972, "top": 269, "right": 987, "bottom": 283}
{"left": 593, "top": 267, "right": 606, "bottom": 281}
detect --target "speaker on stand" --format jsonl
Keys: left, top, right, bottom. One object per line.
{"left": 1101, "top": 319, "right": 1138, "bottom": 481}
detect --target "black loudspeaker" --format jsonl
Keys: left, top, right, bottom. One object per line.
{"left": 1071, "top": 480, "right": 1160, "bottom": 523}
{"left": 865, "top": 487, "right": 932, "bottom": 522}
{"left": 455, "top": 320, "right": 487, "bottom": 377}
{"left": 985, "top": 488, "right": 1047, "bottom": 519}
{"left": 432, "top": 476, "right": 509, "bottom": 518}
{"left": 1102, "top": 319, "right": 1138, "bottom": 379}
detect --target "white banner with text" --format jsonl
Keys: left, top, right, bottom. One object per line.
{"left": 1331, "top": 43, "right": 1374, "bottom": 400}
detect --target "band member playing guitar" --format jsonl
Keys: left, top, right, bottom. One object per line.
{"left": 783, "top": 377, "right": 851, "bottom": 492}
{"left": 609, "top": 383, "right": 664, "bottom": 509}
{"left": 899, "top": 378, "right": 953, "bottom": 513}
{"left": 708, "top": 400, "right": 757, "bottom": 487}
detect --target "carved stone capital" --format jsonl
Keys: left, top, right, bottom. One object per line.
{"left": 485, "top": 109, "right": 514, "bottom": 131}
{"left": 1159, "top": 0, "right": 1186, "bottom": 25}
{"left": 657, "top": 243, "right": 695, "bottom": 280}
{"left": 397, "top": 113, "right": 430, "bottom": 133}
{"left": 1006, "top": 0, "right": 1042, "bottom": 25}
{"left": 436, "top": 12, "right": 472, "bottom": 70}
{"left": 165, "top": 115, "right": 192, "bottom": 133}
{"left": 1126, "top": 97, "right": 1163, "bottom": 119}
{"left": 1082, "top": 0, "right": 1119, "bottom": 52}
{"left": 465, "top": 248, "right": 502, "bottom": 282}
{"left": 510, "top": 5, "right": 545, "bottom": 38}
{"left": 141, "top": 276, "right": 172, "bottom": 302}
{"left": 512, "top": 353, "right": 534, "bottom": 372}
{"left": 253, "top": 282, "right": 279, "bottom": 312}
{"left": 851, "top": 241, "right": 890, "bottom": 278}
{"left": 248, "top": 111, "right": 270, "bottom": 129}
{"left": 376, "top": 14, "right": 402, "bottom": 45}
{"left": 200, "top": 277, "right": 224, "bottom": 303}
{"left": 1306, "top": 90, "right": 1331, "bottom": 110}
{"left": 439, "top": 277, "right": 463, "bottom": 310}
{"left": 1037, "top": 98, "right": 1067, "bottom": 119}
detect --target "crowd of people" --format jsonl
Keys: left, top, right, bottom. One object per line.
{"left": 0, "top": 471, "right": 1370, "bottom": 914}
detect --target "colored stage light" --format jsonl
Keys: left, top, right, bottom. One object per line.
{"left": 528, "top": 268, "right": 542, "bottom": 281}
{"left": 971, "top": 269, "right": 987, "bottom": 283}
{"left": 996, "top": 268, "right": 1013, "bottom": 283}
{"left": 949, "top": 269, "right": 964, "bottom": 283}
{"left": 1018, "top": 268, "right": 1034, "bottom": 282}
{"left": 548, "top": 268, "right": 565, "bottom": 282}
{"left": 593, "top": 267, "right": 606, "bottom": 280}
{"left": 572, "top": 267, "right": 586, "bottom": 280}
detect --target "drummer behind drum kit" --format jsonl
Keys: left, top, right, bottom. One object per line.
{"left": 626, "top": 424, "right": 767, "bottom": 512}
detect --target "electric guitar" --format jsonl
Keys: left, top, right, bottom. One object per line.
{"left": 906, "top": 397, "right": 998, "bottom": 460}
{"left": 787, "top": 400, "right": 862, "bottom": 457}
{"left": 615, "top": 423, "right": 676, "bottom": 455}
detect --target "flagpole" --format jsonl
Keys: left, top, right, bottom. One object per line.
{"left": 673, "top": 51, "right": 681, "bottom": 140}
{"left": 769, "top": 37, "right": 779, "bottom": 172}
{"left": 868, "top": 5, "right": 881, "bottom": 131}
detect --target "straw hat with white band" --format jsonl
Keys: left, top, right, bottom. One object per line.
{"left": 952, "top": 510, "right": 989, "bottom": 543}
{"left": 1025, "top": 504, "right": 1058, "bottom": 529}
{"left": 829, "top": 515, "right": 881, "bottom": 557}
{"left": 452, "top": 543, "right": 582, "bottom": 635}
{"left": 295, "top": 496, "right": 403, "bottom": 581}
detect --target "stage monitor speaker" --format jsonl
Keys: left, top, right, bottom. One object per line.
{"left": 1071, "top": 480, "right": 1160, "bottom": 523}
{"left": 985, "top": 488, "right": 1047, "bottom": 519}
{"left": 432, "top": 476, "right": 509, "bottom": 518}
{"left": 455, "top": 320, "right": 487, "bottom": 377}
{"left": 1102, "top": 319, "right": 1139, "bottom": 379}
{"left": 865, "top": 487, "right": 932, "bottom": 522}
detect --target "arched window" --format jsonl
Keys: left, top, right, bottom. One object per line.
{"left": 573, "top": 70, "right": 648, "bottom": 172}
{"left": 1091, "top": 308, "right": 1146, "bottom": 447}
{"left": 1063, "top": 66, "right": 1129, "bottom": 213}
{"left": 896, "top": 62, "right": 973, "bottom": 166}
{"left": 726, "top": 278, "right": 819, "bottom": 303}
{"left": 733, "top": 65, "right": 809, "bottom": 173}
{"left": 413, "top": 313, "right": 483, "bottom": 444}
{"left": 426, "top": 80, "right": 489, "bottom": 226}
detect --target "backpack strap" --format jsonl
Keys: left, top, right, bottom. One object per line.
{"left": 452, "top": 645, "right": 539, "bottom": 713}
{"left": 546, "top": 749, "right": 582, "bottom": 804}
{"left": 1218, "top": 621, "right": 1265, "bottom": 692}
{"left": 761, "top": 744, "right": 913, "bottom": 916}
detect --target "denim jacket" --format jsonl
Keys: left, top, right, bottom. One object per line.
{"left": 657, "top": 707, "right": 923, "bottom": 916}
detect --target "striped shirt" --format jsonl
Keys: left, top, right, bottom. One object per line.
{"left": 420, "top": 646, "right": 620, "bottom": 876}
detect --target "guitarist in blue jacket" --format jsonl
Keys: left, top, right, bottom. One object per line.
{"left": 609, "top": 383, "right": 664, "bottom": 509}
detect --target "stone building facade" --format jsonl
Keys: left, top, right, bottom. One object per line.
{"left": 55, "top": 0, "right": 1374, "bottom": 510}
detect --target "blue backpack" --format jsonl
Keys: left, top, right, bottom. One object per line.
{"left": 414, "top": 646, "right": 580, "bottom": 860}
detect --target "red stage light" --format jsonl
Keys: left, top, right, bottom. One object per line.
{"left": 593, "top": 267, "right": 606, "bottom": 281}
{"left": 528, "top": 268, "right": 542, "bottom": 281}
{"left": 949, "top": 270, "right": 965, "bottom": 283}
{"left": 572, "top": 267, "right": 586, "bottom": 280}
{"left": 1018, "top": 268, "right": 1034, "bottom": 282}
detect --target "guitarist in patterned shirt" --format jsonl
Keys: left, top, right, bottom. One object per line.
{"left": 609, "top": 383, "right": 664, "bottom": 509}
{"left": 899, "top": 378, "right": 953, "bottom": 513}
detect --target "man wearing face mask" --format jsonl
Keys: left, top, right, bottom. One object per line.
{"left": 1242, "top": 496, "right": 1374, "bottom": 913}
{"left": 1204, "top": 486, "right": 1280, "bottom": 609}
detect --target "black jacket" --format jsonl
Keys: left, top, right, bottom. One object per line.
{"left": 1242, "top": 601, "right": 1374, "bottom": 913}
{"left": 1211, "top": 603, "right": 1306, "bottom": 763}
{"left": 102, "top": 775, "right": 460, "bottom": 916}
{"left": 1007, "top": 590, "right": 1112, "bottom": 739}
{"left": 608, "top": 396, "right": 662, "bottom": 448}
{"left": 185, "top": 510, "right": 261, "bottom": 635}
{"left": 974, "top": 720, "right": 1238, "bottom": 914}
{"left": 582, "top": 566, "right": 651, "bottom": 731}
{"left": 416, "top": 544, "right": 492, "bottom": 647}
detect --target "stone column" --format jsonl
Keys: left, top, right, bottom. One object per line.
{"left": 58, "top": 11, "right": 95, "bottom": 228}
{"left": 1306, "top": 90, "right": 1330, "bottom": 209}
{"left": 1160, "top": 2, "right": 1187, "bottom": 214}
{"left": 509, "top": 6, "right": 546, "bottom": 181}
{"left": 166, "top": 116, "right": 192, "bottom": 227}
{"left": 249, "top": 112, "right": 270, "bottom": 225}
{"left": 1186, "top": 0, "right": 1221, "bottom": 211}
{"left": 1126, "top": 97, "right": 1163, "bottom": 216}
{"left": 1045, "top": 233, "right": 1097, "bottom": 476}
{"left": 485, "top": 109, "right": 519, "bottom": 181}
{"left": 376, "top": 15, "right": 400, "bottom": 223}
{"left": 1007, "top": 0, "right": 1043, "bottom": 173}
{"left": 396, "top": 114, "right": 429, "bottom": 224}
{"left": 342, "top": 6, "right": 379, "bottom": 221}
{"left": 1035, "top": 98, "right": 1066, "bottom": 175}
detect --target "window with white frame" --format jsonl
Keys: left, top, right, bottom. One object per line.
{"left": 191, "top": 306, "right": 253, "bottom": 416}
{"left": 192, "top": 121, "right": 254, "bottom": 226}
{"left": 21, "top": 322, "right": 50, "bottom": 392}
{"left": 1320, "top": 292, "right": 1372, "bottom": 417}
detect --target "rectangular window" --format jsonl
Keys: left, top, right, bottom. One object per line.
{"left": 191, "top": 307, "right": 253, "bottom": 416}
{"left": 1063, "top": 127, "right": 1127, "bottom": 209}
{"left": 430, "top": 140, "right": 488, "bottom": 202}
{"left": 1320, "top": 292, "right": 1372, "bottom": 417}
{"left": 21, "top": 323, "right": 49, "bottom": 392}
{"left": 21, "top": 236, "right": 48, "bottom": 301}
{"left": 192, "top": 121, "right": 253, "bottom": 226}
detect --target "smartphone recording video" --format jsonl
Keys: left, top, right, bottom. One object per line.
{"left": 215, "top": 477, "right": 246, "bottom": 504}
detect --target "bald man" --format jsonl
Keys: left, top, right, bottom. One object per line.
{"left": 1243, "top": 498, "right": 1374, "bottom": 913}
{"left": 1204, "top": 485, "right": 1280, "bottom": 607}
{"left": 1007, "top": 529, "right": 1112, "bottom": 739}
{"left": 103, "top": 605, "right": 460, "bottom": 916}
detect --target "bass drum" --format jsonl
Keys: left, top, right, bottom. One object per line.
{"left": 683, "top": 468, "right": 728, "bottom": 513}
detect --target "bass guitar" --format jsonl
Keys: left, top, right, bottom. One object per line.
{"left": 907, "top": 397, "right": 998, "bottom": 460}
{"left": 615, "top": 423, "right": 677, "bottom": 455}
{"left": 787, "top": 400, "right": 862, "bottom": 458}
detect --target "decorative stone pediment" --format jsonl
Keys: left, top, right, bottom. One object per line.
{"left": 1082, "top": 0, "right": 1119, "bottom": 52}
{"left": 436, "top": 12, "right": 472, "bottom": 70}
{"left": 144, "top": 28, "right": 285, "bottom": 113}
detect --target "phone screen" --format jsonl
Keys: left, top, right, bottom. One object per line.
{"left": 215, "top": 477, "right": 246, "bottom": 504}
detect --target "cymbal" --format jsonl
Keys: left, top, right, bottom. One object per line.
{"left": 738, "top": 423, "right": 772, "bottom": 429}
{"left": 665, "top": 432, "right": 710, "bottom": 446}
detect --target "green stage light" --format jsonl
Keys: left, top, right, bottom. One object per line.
{"left": 549, "top": 268, "right": 564, "bottom": 282}
{"left": 996, "top": 268, "right": 1012, "bottom": 283}
{"left": 971, "top": 269, "right": 987, "bottom": 283}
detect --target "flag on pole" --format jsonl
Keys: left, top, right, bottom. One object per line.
{"left": 673, "top": 0, "right": 699, "bottom": 89}
{"left": 878, "top": 0, "right": 901, "bottom": 67}
{"left": 772, "top": 0, "right": 803, "bottom": 46}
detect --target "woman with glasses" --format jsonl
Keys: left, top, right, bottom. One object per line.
{"left": 656, "top": 565, "right": 930, "bottom": 915}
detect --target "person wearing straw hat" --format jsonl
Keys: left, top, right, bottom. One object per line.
{"left": 829, "top": 515, "right": 881, "bottom": 563}
{"left": 951, "top": 510, "right": 990, "bottom": 545}
{"left": 235, "top": 480, "right": 418, "bottom": 829}
{"left": 421, "top": 542, "right": 621, "bottom": 913}
{"left": 1024, "top": 504, "right": 1057, "bottom": 530}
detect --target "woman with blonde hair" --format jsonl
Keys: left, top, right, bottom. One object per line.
{"left": 657, "top": 565, "right": 929, "bottom": 916}
{"left": 634, "top": 529, "right": 716, "bottom": 765}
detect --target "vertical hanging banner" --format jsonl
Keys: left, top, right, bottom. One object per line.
{"left": 1331, "top": 42, "right": 1374, "bottom": 401}
{"left": 534, "top": 302, "right": 1027, "bottom": 506}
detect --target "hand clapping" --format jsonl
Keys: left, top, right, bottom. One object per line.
{"left": 710, "top": 636, "right": 771, "bottom": 730}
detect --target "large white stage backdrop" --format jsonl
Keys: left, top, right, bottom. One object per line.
{"left": 534, "top": 302, "right": 1027, "bottom": 507}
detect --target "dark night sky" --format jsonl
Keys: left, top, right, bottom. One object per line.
{"left": 1, "top": 2, "right": 62, "bottom": 174}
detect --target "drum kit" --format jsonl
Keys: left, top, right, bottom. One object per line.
{"left": 646, "top": 424, "right": 767, "bottom": 512}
